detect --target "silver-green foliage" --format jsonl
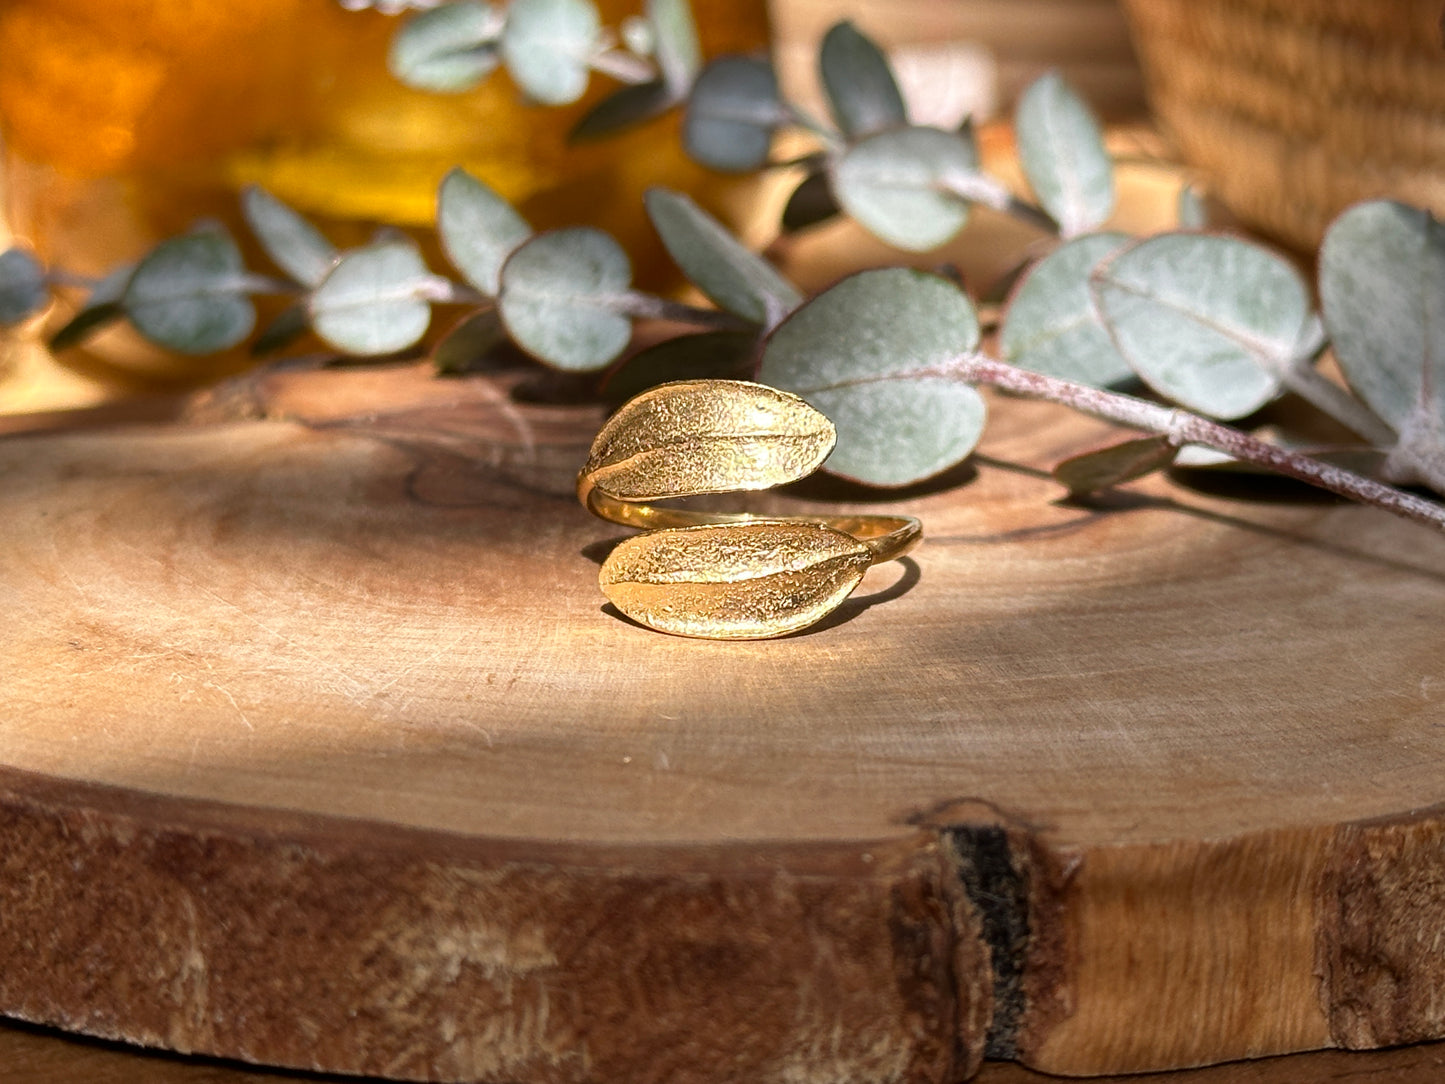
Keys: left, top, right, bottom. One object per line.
{"left": 1321, "top": 200, "right": 1445, "bottom": 489}
{"left": 760, "top": 269, "right": 985, "bottom": 486}
{"left": 498, "top": 227, "right": 632, "bottom": 371}
{"left": 1090, "top": 233, "right": 1309, "bottom": 419}
{"left": 309, "top": 240, "right": 442, "bottom": 355}
{"left": 123, "top": 229, "right": 256, "bottom": 354}
{"left": 1015, "top": 71, "right": 1114, "bottom": 238}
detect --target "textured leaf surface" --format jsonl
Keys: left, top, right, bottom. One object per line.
{"left": 437, "top": 167, "right": 532, "bottom": 295}
{"left": 644, "top": 188, "right": 800, "bottom": 326}
{"left": 242, "top": 186, "right": 337, "bottom": 288}
{"left": 819, "top": 21, "right": 907, "bottom": 139}
{"left": 388, "top": 1, "right": 501, "bottom": 92}
{"left": 760, "top": 268, "right": 985, "bottom": 485}
{"left": 1091, "top": 232, "right": 1307, "bottom": 419}
{"left": 600, "top": 521, "right": 870, "bottom": 639}
{"left": 830, "top": 127, "right": 976, "bottom": 251}
{"left": 499, "top": 228, "right": 632, "bottom": 371}
{"left": 1001, "top": 231, "right": 1131, "bottom": 385}
{"left": 1015, "top": 71, "right": 1114, "bottom": 237}
{"left": 683, "top": 57, "right": 780, "bottom": 173}
{"left": 309, "top": 241, "right": 437, "bottom": 355}
{"left": 585, "top": 379, "right": 833, "bottom": 500}
{"left": 123, "top": 231, "right": 255, "bottom": 354}
{"left": 501, "top": 0, "right": 600, "bottom": 105}
{"left": 1321, "top": 200, "right": 1445, "bottom": 431}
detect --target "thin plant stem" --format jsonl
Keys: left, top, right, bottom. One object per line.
{"left": 942, "top": 353, "right": 1445, "bottom": 533}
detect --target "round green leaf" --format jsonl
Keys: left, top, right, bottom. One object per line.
{"left": 1320, "top": 200, "right": 1445, "bottom": 430}
{"left": 0, "top": 247, "right": 48, "bottom": 325}
{"left": 1015, "top": 71, "right": 1114, "bottom": 238}
{"left": 759, "top": 268, "right": 985, "bottom": 486}
{"left": 500, "top": 0, "right": 600, "bottom": 106}
{"left": 1091, "top": 232, "right": 1307, "bottom": 419}
{"left": 819, "top": 21, "right": 907, "bottom": 139}
{"left": 241, "top": 186, "right": 338, "bottom": 288}
{"left": 388, "top": 1, "right": 502, "bottom": 92}
{"left": 498, "top": 228, "right": 632, "bottom": 371}
{"left": 830, "top": 126, "right": 977, "bottom": 251}
{"left": 437, "top": 167, "right": 532, "bottom": 296}
{"left": 309, "top": 241, "right": 438, "bottom": 355}
{"left": 48, "top": 263, "right": 133, "bottom": 352}
{"left": 1000, "top": 231, "right": 1131, "bottom": 386}
{"left": 124, "top": 230, "right": 256, "bottom": 354}
{"left": 647, "top": 0, "right": 700, "bottom": 94}
{"left": 644, "top": 188, "right": 801, "bottom": 327}
{"left": 682, "top": 56, "right": 781, "bottom": 173}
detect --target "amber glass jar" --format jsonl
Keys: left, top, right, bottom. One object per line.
{"left": 0, "top": 0, "right": 769, "bottom": 377}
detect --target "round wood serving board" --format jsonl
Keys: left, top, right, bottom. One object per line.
{"left": 2, "top": 362, "right": 1444, "bottom": 1082}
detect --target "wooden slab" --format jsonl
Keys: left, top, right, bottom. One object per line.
{"left": 3, "top": 362, "right": 1445, "bottom": 1081}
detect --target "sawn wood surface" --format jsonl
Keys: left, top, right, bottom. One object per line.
{"left": 2, "top": 362, "right": 1444, "bottom": 1082}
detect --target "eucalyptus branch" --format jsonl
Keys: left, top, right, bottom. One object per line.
{"left": 944, "top": 353, "right": 1445, "bottom": 533}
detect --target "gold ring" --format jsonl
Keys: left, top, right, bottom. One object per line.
{"left": 578, "top": 380, "right": 921, "bottom": 639}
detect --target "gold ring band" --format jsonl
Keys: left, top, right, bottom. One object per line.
{"left": 577, "top": 380, "right": 922, "bottom": 640}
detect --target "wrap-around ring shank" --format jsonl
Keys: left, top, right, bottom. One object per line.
{"left": 578, "top": 475, "right": 922, "bottom": 566}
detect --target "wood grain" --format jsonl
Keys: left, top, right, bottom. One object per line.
{"left": 3, "top": 363, "right": 1445, "bottom": 1079}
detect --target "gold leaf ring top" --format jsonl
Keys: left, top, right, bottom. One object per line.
{"left": 578, "top": 380, "right": 921, "bottom": 639}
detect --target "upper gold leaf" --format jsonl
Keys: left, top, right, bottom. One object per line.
{"left": 583, "top": 379, "right": 835, "bottom": 501}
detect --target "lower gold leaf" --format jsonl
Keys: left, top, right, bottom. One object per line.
{"left": 600, "top": 521, "right": 873, "bottom": 639}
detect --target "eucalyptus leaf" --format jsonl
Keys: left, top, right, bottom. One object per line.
{"left": 647, "top": 0, "right": 700, "bottom": 94}
{"left": 1054, "top": 435, "right": 1176, "bottom": 495}
{"left": 830, "top": 126, "right": 977, "bottom": 251}
{"left": 309, "top": 241, "right": 438, "bottom": 355}
{"left": 251, "top": 303, "right": 311, "bottom": 357}
{"left": 1320, "top": 200, "right": 1445, "bottom": 432}
{"left": 498, "top": 227, "right": 632, "bottom": 371}
{"left": 644, "top": 188, "right": 800, "bottom": 327}
{"left": 433, "top": 307, "right": 508, "bottom": 373}
{"left": 1015, "top": 71, "right": 1114, "bottom": 237}
{"left": 569, "top": 79, "right": 673, "bottom": 142}
{"left": 819, "top": 21, "right": 908, "bottom": 139}
{"left": 1091, "top": 232, "right": 1308, "bottom": 419}
{"left": 388, "top": 0, "right": 502, "bottom": 92}
{"left": 47, "top": 263, "right": 133, "bottom": 352}
{"left": 781, "top": 169, "right": 840, "bottom": 233}
{"left": 603, "top": 329, "right": 757, "bottom": 405}
{"left": 437, "top": 167, "right": 532, "bottom": 295}
{"left": 241, "top": 186, "right": 338, "bottom": 288}
{"left": 0, "top": 247, "right": 48, "bottom": 325}
{"left": 1000, "top": 231, "right": 1131, "bottom": 386}
{"left": 124, "top": 229, "right": 256, "bottom": 354}
{"left": 760, "top": 268, "right": 985, "bottom": 485}
{"left": 500, "top": 0, "right": 600, "bottom": 105}
{"left": 683, "top": 56, "right": 781, "bottom": 173}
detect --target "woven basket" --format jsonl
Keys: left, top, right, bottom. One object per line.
{"left": 1119, "top": 0, "right": 1445, "bottom": 251}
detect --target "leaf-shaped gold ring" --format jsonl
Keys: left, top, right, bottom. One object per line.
{"left": 578, "top": 380, "right": 921, "bottom": 639}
